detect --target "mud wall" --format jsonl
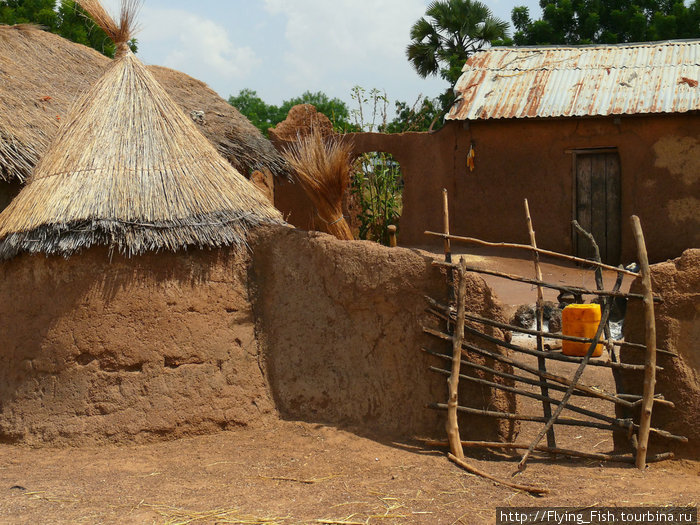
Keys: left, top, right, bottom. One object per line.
{"left": 0, "top": 246, "right": 274, "bottom": 446}
{"left": 619, "top": 249, "right": 699, "bottom": 459}
{"left": 250, "top": 227, "right": 518, "bottom": 442}
{"left": 0, "top": 227, "right": 518, "bottom": 446}
{"left": 343, "top": 113, "right": 699, "bottom": 263}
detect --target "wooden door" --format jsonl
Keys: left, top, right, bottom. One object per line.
{"left": 574, "top": 151, "right": 621, "bottom": 265}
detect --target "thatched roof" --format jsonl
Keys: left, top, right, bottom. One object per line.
{"left": 0, "top": 23, "right": 289, "bottom": 184}
{"left": 0, "top": 1, "right": 284, "bottom": 259}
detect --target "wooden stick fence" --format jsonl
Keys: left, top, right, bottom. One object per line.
{"left": 631, "top": 215, "right": 658, "bottom": 470}
{"left": 422, "top": 192, "right": 684, "bottom": 474}
{"left": 424, "top": 231, "right": 640, "bottom": 276}
{"left": 431, "top": 260, "right": 661, "bottom": 303}
{"left": 524, "top": 199, "right": 556, "bottom": 449}
{"left": 422, "top": 439, "right": 674, "bottom": 464}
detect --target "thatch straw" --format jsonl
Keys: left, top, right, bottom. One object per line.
{"left": 282, "top": 129, "right": 354, "bottom": 241}
{"left": 0, "top": 24, "right": 289, "bottom": 184}
{"left": 0, "top": 0, "right": 284, "bottom": 258}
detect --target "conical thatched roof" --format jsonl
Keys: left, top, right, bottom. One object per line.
{"left": 0, "top": 0, "right": 284, "bottom": 259}
{"left": 0, "top": 23, "right": 289, "bottom": 184}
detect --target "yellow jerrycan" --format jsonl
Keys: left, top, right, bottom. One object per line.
{"left": 561, "top": 303, "right": 604, "bottom": 357}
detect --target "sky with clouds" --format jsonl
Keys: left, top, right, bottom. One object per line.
{"left": 100, "top": 0, "right": 542, "bottom": 111}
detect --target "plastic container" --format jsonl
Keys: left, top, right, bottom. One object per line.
{"left": 561, "top": 304, "right": 604, "bottom": 357}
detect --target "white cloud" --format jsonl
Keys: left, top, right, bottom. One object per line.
{"left": 128, "top": 6, "right": 260, "bottom": 92}
{"left": 262, "top": 0, "right": 431, "bottom": 94}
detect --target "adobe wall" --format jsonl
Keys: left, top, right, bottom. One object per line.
{"left": 346, "top": 113, "right": 699, "bottom": 263}
{"left": 619, "top": 249, "right": 699, "bottom": 459}
{"left": 249, "top": 227, "right": 518, "bottom": 442}
{"left": 0, "top": 246, "right": 275, "bottom": 446}
{"left": 0, "top": 227, "right": 518, "bottom": 446}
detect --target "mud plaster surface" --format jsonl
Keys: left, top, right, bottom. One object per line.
{"left": 250, "top": 227, "right": 518, "bottom": 442}
{"left": 621, "top": 248, "right": 700, "bottom": 459}
{"left": 0, "top": 227, "right": 518, "bottom": 446}
{"left": 0, "top": 246, "right": 274, "bottom": 446}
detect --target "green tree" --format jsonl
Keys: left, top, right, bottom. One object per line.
{"left": 228, "top": 89, "right": 352, "bottom": 136}
{"left": 0, "top": 0, "right": 58, "bottom": 28}
{"left": 384, "top": 96, "right": 442, "bottom": 133}
{"left": 406, "top": 0, "right": 509, "bottom": 116}
{"left": 228, "top": 89, "right": 283, "bottom": 136}
{"left": 511, "top": 0, "right": 700, "bottom": 45}
{"left": 0, "top": 0, "right": 137, "bottom": 57}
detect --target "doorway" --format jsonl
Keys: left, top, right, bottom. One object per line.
{"left": 573, "top": 150, "right": 621, "bottom": 265}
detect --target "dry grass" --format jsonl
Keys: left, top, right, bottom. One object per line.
{"left": 283, "top": 129, "right": 354, "bottom": 241}
{"left": 0, "top": 0, "right": 284, "bottom": 258}
{"left": 137, "top": 503, "right": 286, "bottom": 525}
{"left": 77, "top": 0, "right": 142, "bottom": 53}
{"left": 0, "top": 23, "right": 289, "bottom": 184}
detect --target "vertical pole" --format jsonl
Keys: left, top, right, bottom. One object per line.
{"left": 443, "top": 188, "right": 452, "bottom": 263}
{"left": 388, "top": 225, "right": 397, "bottom": 248}
{"left": 524, "top": 199, "right": 556, "bottom": 449}
{"left": 446, "top": 257, "right": 468, "bottom": 460}
{"left": 631, "top": 215, "right": 657, "bottom": 470}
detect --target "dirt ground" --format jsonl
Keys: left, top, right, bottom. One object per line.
{"left": 1, "top": 247, "right": 697, "bottom": 524}
{"left": 1, "top": 420, "right": 698, "bottom": 525}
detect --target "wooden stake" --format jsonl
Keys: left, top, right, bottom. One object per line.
{"left": 430, "top": 366, "right": 624, "bottom": 427}
{"left": 424, "top": 440, "right": 674, "bottom": 464}
{"left": 524, "top": 199, "right": 556, "bottom": 449}
{"left": 431, "top": 259, "right": 662, "bottom": 304}
{"left": 427, "top": 403, "right": 687, "bottom": 441}
{"left": 448, "top": 453, "right": 549, "bottom": 495}
{"left": 446, "top": 257, "right": 468, "bottom": 459}
{"left": 387, "top": 225, "right": 397, "bottom": 247}
{"left": 517, "top": 274, "right": 621, "bottom": 472}
{"left": 423, "top": 323, "right": 649, "bottom": 371}
{"left": 442, "top": 189, "right": 451, "bottom": 263}
{"left": 632, "top": 215, "right": 657, "bottom": 470}
{"left": 429, "top": 402, "right": 620, "bottom": 430}
{"left": 422, "top": 346, "right": 636, "bottom": 407}
{"left": 424, "top": 231, "right": 639, "bottom": 277}
{"left": 424, "top": 298, "right": 669, "bottom": 364}
{"left": 572, "top": 219, "right": 632, "bottom": 433}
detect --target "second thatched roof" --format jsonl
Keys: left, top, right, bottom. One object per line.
{"left": 0, "top": 23, "right": 289, "bottom": 184}
{"left": 0, "top": 0, "right": 284, "bottom": 259}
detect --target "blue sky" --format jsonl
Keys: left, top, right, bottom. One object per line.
{"left": 100, "top": 0, "right": 542, "bottom": 112}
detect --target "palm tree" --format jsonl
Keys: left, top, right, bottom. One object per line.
{"left": 407, "top": 0, "right": 509, "bottom": 85}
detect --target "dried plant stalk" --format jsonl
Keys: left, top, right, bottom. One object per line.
{"left": 283, "top": 129, "right": 353, "bottom": 241}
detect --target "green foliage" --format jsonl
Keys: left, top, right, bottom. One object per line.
{"left": 349, "top": 87, "right": 405, "bottom": 245}
{"left": 406, "top": 0, "right": 509, "bottom": 121}
{"left": 228, "top": 89, "right": 352, "bottom": 136}
{"left": 511, "top": 0, "right": 700, "bottom": 45}
{"left": 0, "top": 0, "right": 137, "bottom": 57}
{"left": 384, "top": 96, "right": 442, "bottom": 133}
{"left": 228, "top": 89, "right": 282, "bottom": 136}
{"left": 351, "top": 152, "right": 402, "bottom": 245}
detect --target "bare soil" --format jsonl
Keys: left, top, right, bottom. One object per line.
{"left": 1, "top": 246, "right": 696, "bottom": 524}
{"left": 1, "top": 419, "right": 698, "bottom": 525}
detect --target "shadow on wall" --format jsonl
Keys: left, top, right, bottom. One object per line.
{"left": 249, "top": 226, "right": 518, "bottom": 444}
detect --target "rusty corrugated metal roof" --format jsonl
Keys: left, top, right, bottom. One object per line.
{"left": 447, "top": 40, "right": 700, "bottom": 120}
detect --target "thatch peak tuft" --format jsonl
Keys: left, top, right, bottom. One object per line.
{"left": 77, "top": 0, "right": 141, "bottom": 57}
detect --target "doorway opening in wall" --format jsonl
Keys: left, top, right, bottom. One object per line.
{"left": 350, "top": 151, "right": 403, "bottom": 246}
{"left": 571, "top": 148, "right": 621, "bottom": 265}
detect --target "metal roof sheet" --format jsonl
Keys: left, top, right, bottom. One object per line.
{"left": 447, "top": 40, "right": 700, "bottom": 120}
